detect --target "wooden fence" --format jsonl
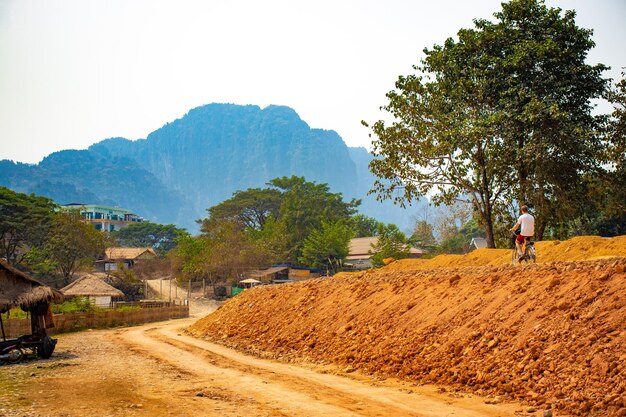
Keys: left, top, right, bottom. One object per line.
{"left": 1, "top": 305, "right": 189, "bottom": 339}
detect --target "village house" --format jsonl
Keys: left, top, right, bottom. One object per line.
{"left": 95, "top": 247, "right": 157, "bottom": 272}
{"left": 346, "top": 237, "right": 426, "bottom": 270}
{"left": 469, "top": 237, "right": 489, "bottom": 251}
{"left": 61, "top": 203, "right": 144, "bottom": 232}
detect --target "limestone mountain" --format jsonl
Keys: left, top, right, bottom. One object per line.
{"left": 0, "top": 103, "right": 417, "bottom": 231}
{"left": 0, "top": 150, "right": 195, "bottom": 227}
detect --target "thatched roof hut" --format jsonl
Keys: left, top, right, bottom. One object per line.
{"left": 0, "top": 259, "right": 64, "bottom": 313}
{"left": 60, "top": 274, "right": 124, "bottom": 298}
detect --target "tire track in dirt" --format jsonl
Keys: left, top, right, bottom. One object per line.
{"left": 115, "top": 319, "right": 525, "bottom": 417}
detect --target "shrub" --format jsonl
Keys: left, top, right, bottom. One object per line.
{"left": 52, "top": 297, "right": 96, "bottom": 314}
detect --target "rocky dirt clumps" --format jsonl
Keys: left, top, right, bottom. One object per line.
{"left": 188, "top": 237, "right": 626, "bottom": 417}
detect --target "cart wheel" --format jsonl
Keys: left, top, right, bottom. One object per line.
{"left": 6, "top": 348, "right": 25, "bottom": 363}
{"left": 38, "top": 335, "right": 57, "bottom": 359}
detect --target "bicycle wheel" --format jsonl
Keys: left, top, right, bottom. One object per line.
{"left": 526, "top": 245, "right": 536, "bottom": 263}
{"left": 511, "top": 248, "right": 517, "bottom": 265}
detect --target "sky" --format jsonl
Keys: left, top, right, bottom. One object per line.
{"left": 1, "top": 0, "right": 625, "bottom": 164}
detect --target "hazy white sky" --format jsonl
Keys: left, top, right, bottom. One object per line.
{"left": 1, "top": 0, "right": 625, "bottom": 164}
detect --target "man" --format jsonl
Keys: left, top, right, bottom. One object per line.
{"left": 510, "top": 205, "right": 535, "bottom": 261}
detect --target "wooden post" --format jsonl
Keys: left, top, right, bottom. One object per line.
{"left": 202, "top": 278, "right": 206, "bottom": 298}
{"left": 188, "top": 278, "right": 191, "bottom": 302}
{"left": 0, "top": 315, "right": 6, "bottom": 341}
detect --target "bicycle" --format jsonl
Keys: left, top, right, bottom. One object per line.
{"left": 511, "top": 234, "right": 536, "bottom": 265}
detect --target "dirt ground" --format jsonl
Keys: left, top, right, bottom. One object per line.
{"left": 1, "top": 317, "right": 529, "bottom": 417}
{"left": 189, "top": 236, "right": 626, "bottom": 417}
{"left": 2, "top": 235, "right": 625, "bottom": 417}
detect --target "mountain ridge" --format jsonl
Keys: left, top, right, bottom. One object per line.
{"left": 1, "top": 103, "right": 419, "bottom": 232}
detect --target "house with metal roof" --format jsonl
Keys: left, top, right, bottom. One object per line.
{"left": 347, "top": 237, "right": 426, "bottom": 270}
{"left": 469, "top": 237, "right": 489, "bottom": 251}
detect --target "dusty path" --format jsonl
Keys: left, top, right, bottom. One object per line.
{"left": 0, "top": 317, "right": 530, "bottom": 417}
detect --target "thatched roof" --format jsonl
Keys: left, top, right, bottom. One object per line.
{"left": 0, "top": 259, "right": 64, "bottom": 311}
{"left": 60, "top": 274, "right": 124, "bottom": 298}
{"left": 104, "top": 247, "right": 156, "bottom": 261}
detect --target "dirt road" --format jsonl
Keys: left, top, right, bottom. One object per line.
{"left": 1, "top": 317, "right": 530, "bottom": 417}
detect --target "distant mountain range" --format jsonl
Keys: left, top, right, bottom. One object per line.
{"left": 0, "top": 103, "right": 421, "bottom": 232}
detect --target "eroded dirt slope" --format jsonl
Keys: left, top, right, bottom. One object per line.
{"left": 188, "top": 236, "right": 626, "bottom": 417}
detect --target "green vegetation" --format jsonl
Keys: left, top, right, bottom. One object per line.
{"left": 1, "top": 299, "right": 141, "bottom": 318}
{"left": 0, "top": 187, "right": 56, "bottom": 265}
{"left": 174, "top": 176, "right": 382, "bottom": 282}
{"left": 1, "top": 308, "right": 29, "bottom": 319}
{"left": 0, "top": 189, "right": 105, "bottom": 284}
{"left": 113, "top": 305, "right": 141, "bottom": 313}
{"left": 370, "top": 224, "right": 411, "bottom": 267}
{"left": 349, "top": 214, "right": 384, "bottom": 238}
{"left": 0, "top": 187, "right": 180, "bottom": 288}
{"left": 111, "top": 222, "right": 186, "bottom": 255}
{"left": 299, "top": 221, "right": 353, "bottom": 274}
{"left": 52, "top": 297, "right": 96, "bottom": 314}
{"left": 364, "top": 0, "right": 622, "bottom": 247}
{"left": 46, "top": 210, "right": 106, "bottom": 285}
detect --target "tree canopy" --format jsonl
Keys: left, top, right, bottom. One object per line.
{"left": 204, "top": 188, "right": 282, "bottom": 231}
{"left": 299, "top": 220, "right": 353, "bottom": 274}
{"left": 370, "top": 224, "right": 410, "bottom": 268}
{"left": 46, "top": 210, "right": 106, "bottom": 284}
{"left": 0, "top": 187, "right": 56, "bottom": 265}
{"left": 111, "top": 222, "right": 186, "bottom": 255}
{"left": 268, "top": 176, "right": 360, "bottom": 262}
{"left": 174, "top": 176, "right": 364, "bottom": 280}
{"left": 365, "top": 0, "right": 610, "bottom": 247}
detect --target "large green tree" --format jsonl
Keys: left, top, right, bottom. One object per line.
{"left": 488, "top": 0, "right": 608, "bottom": 238}
{"left": 46, "top": 210, "right": 106, "bottom": 284}
{"left": 267, "top": 176, "right": 360, "bottom": 263}
{"left": 203, "top": 188, "right": 282, "bottom": 231}
{"left": 197, "top": 176, "right": 361, "bottom": 269}
{"left": 589, "top": 72, "right": 626, "bottom": 235}
{"left": 0, "top": 187, "right": 56, "bottom": 265}
{"left": 299, "top": 220, "right": 353, "bottom": 274}
{"left": 370, "top": 224, "right": 411, "bottom": 267}
{"left": 174, "top": 219, "right": 271, "bottom": 285}
{"left": 349, "top": 214, "right": 384, "bottom": 238}
{"left": 365, "top": 0, "right": 608, "bottom": 246}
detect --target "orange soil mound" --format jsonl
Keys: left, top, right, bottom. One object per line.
{"left": 188, "top": 237, "right": 626, "bottom": 417}
{"left": 385, "top": 235, "right": 626, "bottom": 271}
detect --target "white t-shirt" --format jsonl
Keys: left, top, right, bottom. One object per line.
{"left": 518, "top": 213, "right": 535, "bottom": 237}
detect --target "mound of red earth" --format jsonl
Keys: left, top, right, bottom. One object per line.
{"left": 188, "top": 237, "right": 626, "bottom": 416}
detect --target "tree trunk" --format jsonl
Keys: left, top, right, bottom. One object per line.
{"left": 476, "top": 158, "right": 497, "bottom": 248}
{"left": 478, "top": 204, "right": 496, "bottom": 248}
